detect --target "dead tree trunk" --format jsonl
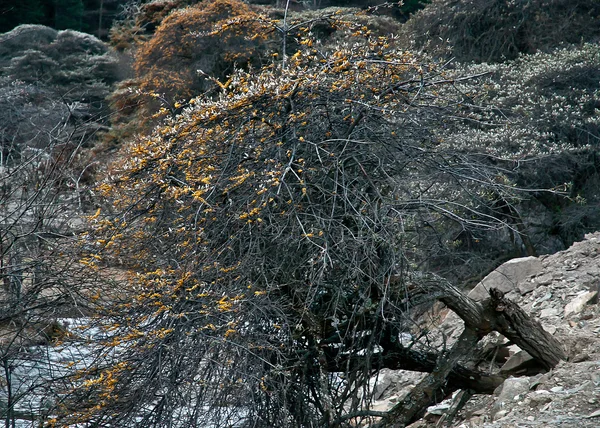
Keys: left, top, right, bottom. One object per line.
{"left": 325, "top": 341, "right": 506, "bottom": 394}
{"left": 437, "top": 283, "right": 567, "bottom": 368}
{"left": 488, "top": 288, "right": 566, "bottom": 369}
{"left": 376, "top": 328, "right": 480, "bottom": 427}
{"left": 379, "top": 278, "right": 566, "bottom": 427}
{"left": 436, "top": 280, "right": 566, "bottom": 365}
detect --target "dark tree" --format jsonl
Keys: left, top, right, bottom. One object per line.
{"left": 0, "top": 0, "right": 47, "bottom": 32}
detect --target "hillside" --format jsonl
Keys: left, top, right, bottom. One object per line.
{"left": 368, "top": 232, "right": 600, "bottom": 427}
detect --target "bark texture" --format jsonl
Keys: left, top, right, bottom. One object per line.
{"left": 377, "top": 281, "right": 567, "bottom": 427}
{"left": 488, "top": 288, "right": 567, "bottom": 369}
{"left": 377, "top": 328, "right": 480, "bottom": 427}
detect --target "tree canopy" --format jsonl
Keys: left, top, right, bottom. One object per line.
{"left": 402, "top": 0, "right": 600, "bottom": 63}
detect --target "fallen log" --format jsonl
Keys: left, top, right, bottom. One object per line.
{"left": 376, "top": 279, "right": 567, "bottom": 427}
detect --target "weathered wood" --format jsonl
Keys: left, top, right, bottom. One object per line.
{"left": 323, "top": 340, "right": 505, "bottom": 394}
{"left": 430, "top": 278, "right": 492, "bottom": 334}
{"left": 376, "top": 328, "right": 480, "bottom": 427}
{"left": 431, "top": 280, "right": 566, "bottom": 370}
{"left": 370, "top": 279, "right": 567, "bottom": 427}
{"left": 378, "top": 346, "right": 505, "bottom": 394}
{"left": 442, "top": 389, "right": 474, "bottom": 427}
{"left": 488, "top": 288, "right": 567, "bottom": 369}
{"left": 327, "top": 278, "right": 566, "bottom": 427}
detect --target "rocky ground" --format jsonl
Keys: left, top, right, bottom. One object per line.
{"left": 371, "top": 232, "right": 600, "bottom": 427}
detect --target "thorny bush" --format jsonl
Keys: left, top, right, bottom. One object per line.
{"left": 62, "top": 34, "right": 573, "bottom": 427}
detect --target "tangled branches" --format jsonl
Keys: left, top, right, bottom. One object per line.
{"left": 65, "top": 35, "right": 548, "bottom": 427}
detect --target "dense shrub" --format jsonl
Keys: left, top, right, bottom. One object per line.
{"left": 402, "top": 0, "right": 600, "bottom": 63}
{"left": 63, "top": 28, "right": 579, "bottom": 425}
{"left": 247, "top": 0, "right": 428, "bottom": 15}
{"left": 50, "top": 28, "right": 109, "bottom": 56}
{"left": 1, "top": 26, "right": 120, "bottom": 99}
{"left": 0, "top": 24, "right": 121, "bottom": 165}
{"left": 436, "top": 44, "right": 600, "bottom": 252}
{"left": 133, "top": 0, "right": 274, "bottom": 101}
{"left": 109, "top": 0, "right": 420, "bottom": 53}
{"left": 0, "top": 25, "right": 59, "bottom": 65}
{"left": 105, "top": 0, "right": 276, "bottom": 151}
{"left": 109, "top": 0, "right": 183, "bottom": 51}
{"left": 277, "top": 5, "right": 402, "bottom": 52}
{"left": 105, "top": 2, "right": 408, "bottom": 164}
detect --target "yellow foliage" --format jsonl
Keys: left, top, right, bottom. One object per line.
{"left": 73, "top": 17, "right": 469, "bottom": 424}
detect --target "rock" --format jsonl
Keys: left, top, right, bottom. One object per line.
{"left": 572, "top": 353, "right": 590, "bottom": 363}
{"left": 467, "top": 416, "right": 483, "bottom": 426}
{"left": 371, "top": 395, "right": 400, "bottom": 412}
{"left": 564, "top": 291, "right": 598, "bottom": 317}
{"left": 426, "top": 401, "right": 452, "bottom": 416}
{"left": 493, "top": 376, "right": 531, "bottom": 417}
{"left": 469, "top": 256, "right": 543, "bottom": 301}
{"left": 518, "top": 279, "right": 539, "bottom": 295}
{"left": 540, "top": 307, "right": 559, "bottom": 318}
{"left": 405, "top": 420, "right": 428, "bottom": 428}
{"left": 493, "top": 409, "right": 508, "bottom": 420}
{"left": 585, "top": 409, "right": 600, "bottom": 418}
{"left": 530, "top": 372, "right": 552, "bottom": 390}
{"left": 534, "top": 273, "right": 554, "bottom": 286}
{"left": 367, "top": 369, "right": 425, "bottom": 405}
{"left": 529, "top": 390, "right": 553, "bottom": 407}
{"left": 398, "top": 332, "right": 414, "bottom": 347}
{"left": 500, "top": 350, "right": 534, "bottom": 374}
{"left": 410, "top": 232, "right": 600, "bottom": 426}
{"left": 467, "top": 283, "right": 492, "bottom": 302}
{"left": 566, "top": 380, "right": 593, "bottom": 393}
{"left": 371, "top": 369, "right": 395, "bottom": 400}
{"left": 532, "top": 292, "right": 553, "bottom": 308}
{"left": 580, "top": 311, "right": 594, "bottom": 320}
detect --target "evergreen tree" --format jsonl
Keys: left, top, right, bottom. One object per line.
{"left": 0, "top": 0, "right": 46, "bottom": 32}
{"left": 53, "top": 0, "right": 84, "bottom": 30}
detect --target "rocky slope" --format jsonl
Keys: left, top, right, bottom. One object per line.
{"left": 372, "top": 232, "right": 600, "bottom": 427}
